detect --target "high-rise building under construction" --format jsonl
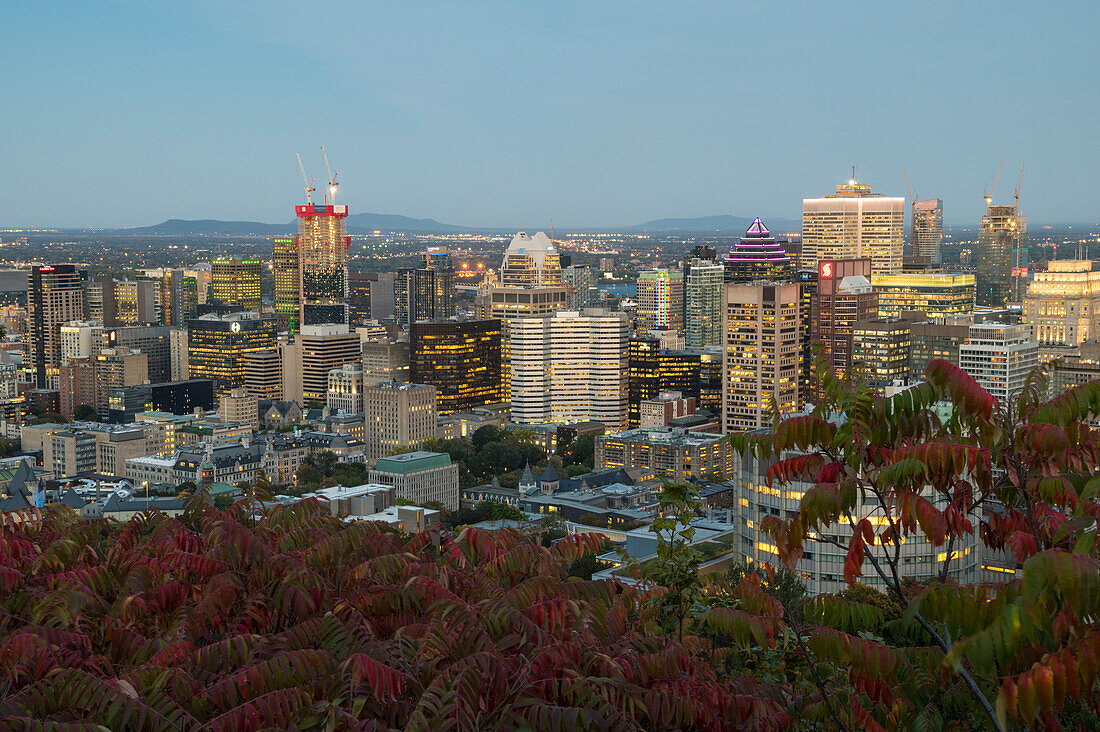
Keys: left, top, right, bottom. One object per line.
{"left": 296, "top": 203, "right": 350, "bottom": 326}
{"left": 975, "top": 203, "right": 1027, "bottom": 308}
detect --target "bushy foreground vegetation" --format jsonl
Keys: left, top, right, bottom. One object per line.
{"left": 0, "top": 357, "right": 1098, "bottom": 730}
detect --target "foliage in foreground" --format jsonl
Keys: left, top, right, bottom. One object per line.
{"left": 0, "top": 501, "right": 797, "bottom": 731}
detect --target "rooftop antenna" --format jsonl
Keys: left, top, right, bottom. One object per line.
{"left": 850, "top": 165, "right": 857, "bottom": 184}
{"left": 321, "top": 146, "right": 338, "bottom": 205}
{"left": 296, "top": 153, "right": 316, "bottom": 205}
{"left": 983, "top": 158, "right": 1005, "bottom": 207}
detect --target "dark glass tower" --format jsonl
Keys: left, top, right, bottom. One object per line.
{"left": 409, "top": 319, "right": 502, "bottom": 414}
{"left": 975, "top": 204, "right": 1027, "bottom": 307}
{"left": 723, "top": 218, "right": 794, "bottom": 283}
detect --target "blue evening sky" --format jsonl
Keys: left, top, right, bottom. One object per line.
{"left": 2, "top": 1, "right": 1098, "bottom": 229}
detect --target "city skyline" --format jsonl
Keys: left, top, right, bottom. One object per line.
{"left": 3, "top": 2, "right": 1099, "bottom": 229}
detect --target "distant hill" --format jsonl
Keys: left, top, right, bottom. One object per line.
{"left": 124, "top": 219, "right": 292, "bottom": 236}
{"left": 631, "top": 214, "right": 801, "bottom": 233}
{"left": 123, "top": 212, "right": 471, "bottom": 236}
{"left": 121, "top": 213, "right": 803, "bottom": 236}
{"left": 343, "top": 212, "right": 470, "bottom": 233}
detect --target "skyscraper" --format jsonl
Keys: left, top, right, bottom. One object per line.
{"left": 409, "top": 319, "right": 502, "bottom": 415}
{"left": 394, "top": 268, "right": 443, "bottom": 326}
{"left": 363, "top": 381, "right": 438, "bottom": 461}
{"left": 187, "top": 312, "right": 279, "bottom": 397}
{"left": 563, "top": 264, "right": 597, "bottom": 310}
{"left": 959, "top": 323, "right": 1038, "bottom": 402}
{"left": 296, "top": 203, "right": 350, "bottom": 326}
{"left": 852, "top": 320, "right": 912, "bottom": 393}
{"left": 684, "top": 258, "right": 724, "bottom": 349}
{"left": 26, "top": 264, "right": 85, "bottom": 389}
{"left": 975, "top": 203, "right": 1028, "bottom": 308}
{"left": 210, "top": 258, "right": 262, "bottom": 312}
{"left": 94, "top": 347, "right": 149, "bottom": 417}
{"left": 348, "top": 272, "right": 374, "bottom": 325}
{"left": 273, "top": 235, "right": 300, "bottom": 332}
{"left": 637, "top": 269, "right": 684, "bottom": 333}
{"left": 911, "top": 199, "right": 944, "bottom": 264}
{"left": 422, "top": 248, "right": 455, "bottom": 318}
{"left": 812, "top": 259, "right": 879, "bottom": 385}
{"left": 499, "top": 232, "right": 563, "bottom": 286}
{"left": 283, "top": 325, "right": 362, "bottom": 403}
{"left": 802, "top": 179, "right": 905, "bottom": 275}
{"left": 509, "top": 309, "right": 630, "bottom": 430}
{"left": 723, "top": 218, "right": 793, "bottom": 283}
{"left": 156, "top": 269, "right": 198, "bottom": 326}
{"left": 869, "top": 273, "right": 975, "bottom": 320}
{"left": 722, "top": 282, "right": 800, "bottom": 432}
{"left": 477, "top": 232, "right": 570, "bottom": 392}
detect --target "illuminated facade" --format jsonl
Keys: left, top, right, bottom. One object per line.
{"left": 595, "top": 427, "right": 733, "bottom": 482}
{"left": 627, "top": 338, "right": 721, "bottom": 426}
{"left": 26, "top": 264, "right": 85, "bottom": 389}
{"left": 187, "top": 312, "right": 279, "bottom": 397}
{"left": 684, "top": 258, "right": 724, "bottom": 349}
{"left": 975, "top": 203, "right": 1027, "bottom": 307}
{"left": 869, "top": 273, "right": 975, "bottom": 319}
{"left": 959, "top": 323, "right": 1038, "bottom": 403}
{"left": 852, "top": 320, "right": 911, "bottom": 393}
{"left": 363, "top": 381, "right": 437, "bottom": 461}
{"left": 273, "top": 236, "right": 300, "bottom": 332}
{"left": 422, "top": 248, "right": 456, "bottom": 317}
{"left": 1023, "top": 260, "right": 1100, "bottom": 346}
{"left": 802, "top": 181, "right": 905, "bottom": 275}
{"left": 500, "top": 232, "right": 563, "bottom": 286}
{"left": 811, "top": 259, "right": 879, "bottom": 386}
{"left": 722, "top": 282, "right": 800, "bottom": 431}
{"left": 285, "top": 325, "right": 362, "bottom": 403}
{"left": 94, "top": 347, "right": 148, "bottom": 417}
{"left": 637, "top": 269, "right": 684, "bottom": 333}
{"left": 296, "top": 203, "right": 350, "bottom": 326}
{"left": 210, "top": 259, "right": 262, "bottom": 312}
{"left": 911, "top": 199, "right": 944, "bottom": 264}
{"left": 409, "top": 319, "right": 502, "bottom": 415}
{"left": 723, "top": 218, "right": 794, "bottom": 283}
{"left": 326, "top": 362, "right": 365, "bottom": 415}
{"left": 509, "top": 309, "right": 630, "bottom": 430}
{"left": 908, "top": 317, "right": 972, "bottom": 381}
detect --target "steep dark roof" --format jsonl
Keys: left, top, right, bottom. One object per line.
{"left": 0, "top": 460, "right": 39, "bottom": 513}
{"left": 539, "top": 462, "right": 559, "bottom": 482}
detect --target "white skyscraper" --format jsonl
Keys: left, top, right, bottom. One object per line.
{"left": 802, "top": 179, "right": 905, "bottom": 275}
{"left": 959, "top": 323, "right": 1038, "bottom": 403}
{"left": 510, "top": 309, "right": 629, "bottom": 429}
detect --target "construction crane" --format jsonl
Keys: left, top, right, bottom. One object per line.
{"left": 321, "top": 146, "right": 339, "bottom": 205}
{"left": 983, "top": 158, "right": 1006, "bottom": 207}
{"left": 296, "top": 153, "right": 316, "bottom": 205}
{"left": 1014, "top": 163, "right": 1025, "bottom": 212}
{"left": 901, "top": 166, "right": 917, "bottom": 204}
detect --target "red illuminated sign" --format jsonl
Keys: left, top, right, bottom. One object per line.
{"left": 38, "top": 265, "right": 55, "bottom": 272}
{"left": 819, "top": 261, "right": 833, "bottom": 279}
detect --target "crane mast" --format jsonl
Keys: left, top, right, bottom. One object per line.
{"left": 296, "top": 153, "right": 316, "bottom": 205}
{"left": 983, "top": 158, "right": 1005, "bottom": 207}
{"left": 321, "top": 146, "right": 339, "bottom": 205}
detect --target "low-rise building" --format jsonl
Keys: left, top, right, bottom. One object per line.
{"left": 305, "top": 483, "right": 395, "bottom": 519}
{"left": 595, "top": 427, "right": 735, "bottom": 482}
{"left": 368, "top": 451, "right": 460, "bottom": 510}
